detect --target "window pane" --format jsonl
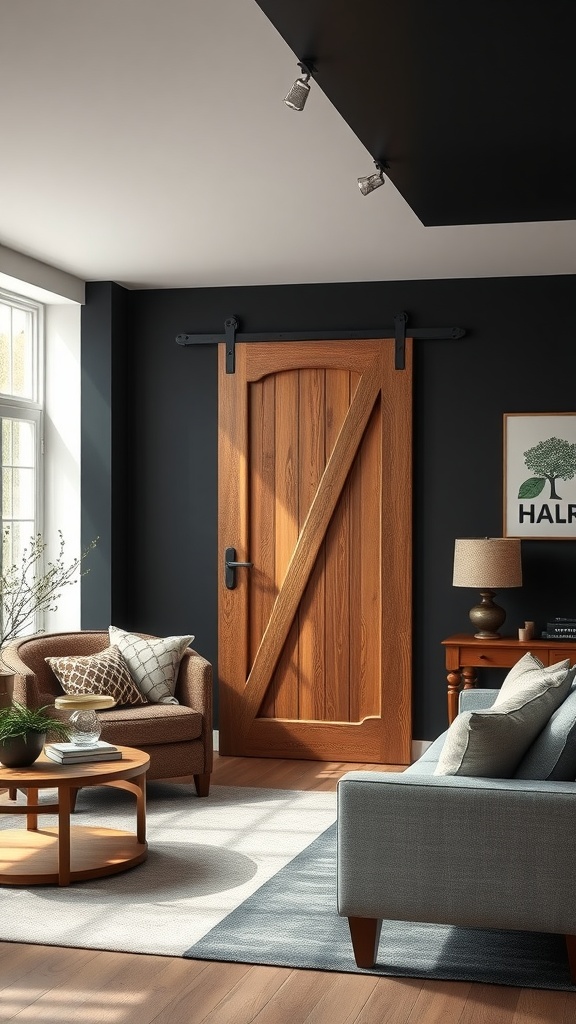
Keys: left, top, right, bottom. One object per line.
{"left": 2, "top": 420, "right": 11, "bottom": 464}
{"left": 12, "top": 307, "right": 33, "bottom": 399}
{"left": 12, "top": 421, "right": 34, "bottom": 466}
{"left": 1, "top": 416, "right": 36, "bottom": 538}
{"left": 0, "top": 304, "right": 11, "bottom": 395}
{"left": 3, "top": 521, "right": 35, "bottom": 577}
{"left": 2, "top": 468, "right": 12, "bottom": 518}
{"left": 12, "top": 467, "right": 34, "bottom": 519}
{"left": 0, "top": 300, "right": 35, "bottom": 400}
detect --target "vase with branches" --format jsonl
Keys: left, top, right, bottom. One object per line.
{"left": 0, "top": 530, "right": 98, "bottom": 650}
{"left": 0, "top": 531, "right": 98, "bottom": 765}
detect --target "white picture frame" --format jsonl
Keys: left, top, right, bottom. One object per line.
{"left": 503, "top": 412, "right": 576, "bottom": 539}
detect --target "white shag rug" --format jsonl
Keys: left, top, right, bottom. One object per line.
{"left": 0, "top": 782, "right": 336, "bottom": 956}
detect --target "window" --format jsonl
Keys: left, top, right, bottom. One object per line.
{"left": 0, "top": 290, "right": 43, "bottom": 577}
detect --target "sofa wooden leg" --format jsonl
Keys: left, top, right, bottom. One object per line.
{"left": 565, "top": 935, "right": 576, "bottom": 982}
{"left": 69, "top": 788, "right": 79, "bottom": 813}
{"left": 348, "top": 917, "right": 382, "bottom": 968}
{"left": 8, "top": 788, "right": 17, "bottom": 801}
{"left": 193, "top": 773, "right": 210, "bottom": 797}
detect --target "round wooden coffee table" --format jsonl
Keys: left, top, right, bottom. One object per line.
{"left": 0, "top": 746, "right": 150, "bottom": 886}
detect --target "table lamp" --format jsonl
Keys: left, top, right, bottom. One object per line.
{"left": 453, "top": 537, "right": 522, "bottom": 639}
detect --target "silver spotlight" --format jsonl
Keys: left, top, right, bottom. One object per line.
{"left": 358, "top": 162, "right": 386, "bottom": 196}
{"left": 284, "top": 61, "right": 314, "bottom": 111}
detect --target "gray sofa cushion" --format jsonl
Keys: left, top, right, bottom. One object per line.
{"left": 434, "top": 653, "right": 572, "bottom": 778}
{"left": 514, "top": 678, "right": 576, "bottom": 780}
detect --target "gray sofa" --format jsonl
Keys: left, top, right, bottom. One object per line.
{"left": 337, "top": 687, "right": 576, "bottom": 978}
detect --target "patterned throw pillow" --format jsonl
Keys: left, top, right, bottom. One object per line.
{"left": 108, "top": 626, "right": 194, "bottom": 705}
{"left": 46, "top": 645, "right": 147, "bottom": 706}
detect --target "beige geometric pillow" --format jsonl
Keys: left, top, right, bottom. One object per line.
{"left": 434, "top": 653, "right": 573, "bottom": 778}
{"left": 108, "top": 626, "right": 194, "bottom": 705}
{"left": 46, "top": 645, "right": 147, "bottom": 707}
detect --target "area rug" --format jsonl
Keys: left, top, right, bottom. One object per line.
{"left": 1, "top": 783, "right": 574, "bottom": 991}
{"left": 186, "top": 822, "right": 576, "bottom": 992}
{"left": 0, "top": 783, "right": 337, "bottom": 956}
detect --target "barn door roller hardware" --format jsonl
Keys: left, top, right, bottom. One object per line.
{"left": 176, "top": 314, "right": 466, "bottom": 372}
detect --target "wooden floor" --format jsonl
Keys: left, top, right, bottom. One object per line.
{"left": 0, "top": 753, "right": 575, "bottom": 1024}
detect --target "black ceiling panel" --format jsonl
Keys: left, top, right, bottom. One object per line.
{"left": 257, "top": 0, "right": 576, "bottom": 225}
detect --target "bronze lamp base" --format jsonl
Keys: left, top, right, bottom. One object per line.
{"left": 469, "top": 589, "right": 507, "bottom": 639}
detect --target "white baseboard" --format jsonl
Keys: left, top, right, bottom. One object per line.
{"left": 411, "top": 739, "right": 433, "bottom": 761}
{"left": 214, "top": 730, "right": 432, "bottom": 765}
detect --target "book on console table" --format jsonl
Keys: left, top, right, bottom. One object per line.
{"left": 541, "top": 631, "right": 576, "bottom": 641}
{"left": 545, "top": 622, "right": 576, "bottom": 635}
{"left": 45, "top": 741, "right": 122, "bottom": 764}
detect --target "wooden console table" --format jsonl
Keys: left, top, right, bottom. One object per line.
{"left": 442, "top": 633, "right": 576, "bottom": 724}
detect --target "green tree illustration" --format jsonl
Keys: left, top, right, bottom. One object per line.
{"left": 519, "top": 436, "right": 576, "bottom": 500}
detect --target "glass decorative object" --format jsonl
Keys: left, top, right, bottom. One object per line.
{"left": 68, "top": 709, "right": 102, "bottom": 746}
{"left": 54, "top": 694, "right": 117, "bottom": 746}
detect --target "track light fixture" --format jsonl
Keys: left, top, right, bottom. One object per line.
{"left": 284, "top": 60, "right": 316, "bottom": 111}
{"left": 357, "top": 161, "right": 387, "bottom": 196}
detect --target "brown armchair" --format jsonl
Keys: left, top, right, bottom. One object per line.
{"left": 1, "top": 631, "right": 213, "bottom": 798}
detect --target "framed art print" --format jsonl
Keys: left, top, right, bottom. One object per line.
{"left": 503, "top": 413, "right": 576, "bottom": 539}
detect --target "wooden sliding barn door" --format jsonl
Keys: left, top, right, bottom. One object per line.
{"left": 218, "top": 337, "right": 412, "bottom": 764}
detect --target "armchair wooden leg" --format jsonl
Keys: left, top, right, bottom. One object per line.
{"left": 69, "top": 788, "right": 79, "bottom": 813}
{"left": 193, "top": 773, "right": 210, "bottom": 797}
{"left": 8, "top": 788, "right": 17, "bottom": 801}
{"left": 565, "top": 935, "right": 576, "bottom": 983}
{"left": 348, "top": 917, "right": 382, "bottom": 968}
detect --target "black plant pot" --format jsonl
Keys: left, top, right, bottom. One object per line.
{"left": 0, "top": 731, "right": 46, "bottom": 768}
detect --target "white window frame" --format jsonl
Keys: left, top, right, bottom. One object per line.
{"left": 0, "top": 289, "right": 44, "bottom": 630}
{"left": 0, "top": 288, "right": 43, "bottom": 407}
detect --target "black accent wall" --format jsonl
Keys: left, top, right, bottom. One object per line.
{"left": 81, "top": 274, "right": 576, "bottom": 742}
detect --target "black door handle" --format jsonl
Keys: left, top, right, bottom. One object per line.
{"left": 225, "top": 547, "right": 253, "bottom": 589}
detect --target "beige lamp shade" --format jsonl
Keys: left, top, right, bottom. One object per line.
{"left": 453, "top": 538, "right": 522, "bottom": 589}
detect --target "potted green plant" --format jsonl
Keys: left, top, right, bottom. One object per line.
{"left": 0, "top": 701, "right": 71, "bottom": 767}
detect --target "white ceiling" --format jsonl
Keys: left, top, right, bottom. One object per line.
{"left": 1, "top": 0, "right": 575, "bottom": 293}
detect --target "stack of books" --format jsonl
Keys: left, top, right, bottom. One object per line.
{"left": 44, "top": 740, "right": 122, "bottom": 764}
{"left": 541, "top": 617, "right": 576, "bottom": 640}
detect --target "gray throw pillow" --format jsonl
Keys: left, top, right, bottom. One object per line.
{"left": 434, "top": 653, "right": 572, "bottom": 778}
{"left": 514, "top": 675, "right": 576, "bottom": 780}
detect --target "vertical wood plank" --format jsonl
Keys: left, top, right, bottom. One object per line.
{"left": 357, "top": 400, "right": 382, "bottom": 721}
{"left": 298, "top": 368, "right": 326, "bottom": 721}
{"left": 349, "top": 371, "right": 363, "bottom": 723}
{"left": 273, "top": 369, "right": 300, "bottom": 719}
{"left": 217, "top": 343, "right": 250, "bottom": 754}
{"left": 250, "top": 376, "right": 277, "bottom": 717}
{"left": 324, "top": 369, "right": 351, "bottom": 722}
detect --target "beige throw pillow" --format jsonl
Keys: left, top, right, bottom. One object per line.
{"left": 434, "top": 653, "right": 573, "bottom": 778}
{"left": 109, "top": 626, "right": 194, "bottom": 705}
{"left": 46, "top": 645, "right": 147, "bottom": 707}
